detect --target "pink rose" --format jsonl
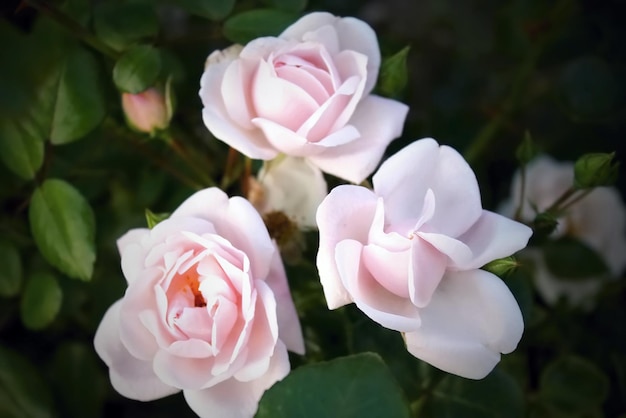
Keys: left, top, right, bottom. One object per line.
{"left": 316, "top": 138, "right": 532, "bottom": 379}
{"left": 199, "top": 12, "right": 409, "bottom": 183}
{"left": 94, "top": 188, "right": 304, "bottom": 418}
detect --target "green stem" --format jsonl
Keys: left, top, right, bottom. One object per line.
{"left": 558, "top": 188, "right": 593, "bottom": 212}
{"left": 546, "top": 186, "right": 578, "bottom": 213}
{"left": 24, "top": 0, "right": 120, "bottom": 59}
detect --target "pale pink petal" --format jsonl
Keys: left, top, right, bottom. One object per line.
{"left": 309, "top": 95, "right": 408, "bottom": 183}
{"left": 200, "top": 67, "right": 277, "bottom": 160}
{"left": 374, "top": 139, "right": 482, "bottom": 236}
{"left": 316, "top": 185, "right": 378, "bottom": 308}
{"left": 296, "top": 74, "right": 362, "bottom": 141}
{"left": 264, "top": 247, "right": 305, "bottom": 354}
{"left": 416, "top": 232, "right": 473, "bottom": 267}
{"left": 275, "top": 64, "right": 330, "bottom": 105}
{"left": 280, "top": 13, "right": 380, "bottom": 93}
{"left": 252, "top": 60, "right": 319, "bottom": 131}
{"left": 221, "top": 59, "right": 256, "bottom": 129}
{"left": 153, "top": 350, "right": 221, "bottom": 390}
{"left": 118, "top": 273, "right": 163, "bottom": 361}
{"left": 405, "top": 269, "right": 524, "bottom": 379}
{"left": 373, "top": 138, "right": 438, "bottom": 222}
{"left": 362, "top": 244, "right": 410, "bottom": 298}
{"left": 94, "top": 301, "right": 179, "bottom": 401}
{"left": 117, "top": 228, "right": 149, "bottom": 284}
{"left": 183, "top": 341, "right": 290, "bottom": 418}
{"left": 168, "top": 339, "right": 214, "bottom": 358}
{"left": 454, "top": 210, "right": 533, "bottom": 270}
{"left": 172, "top": 190, "right": 275, "bottom": 281}
{"left": 408, "top": 238, "right": 448, "bottom": 308}
{"left": 232, "top": 281, "right": 278, "bottom": 382}
{"left": 257, "top": 156, "right": 327, "bottom": 228}
{"left": 251, "top": 118, "right": 311, "bottom": 156}
{"left": 336, "top": 239, "right": 421, "bottom": 332}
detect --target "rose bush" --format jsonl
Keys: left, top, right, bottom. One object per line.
{"left": 94, "top": 188, "right": 304, "bottom": 418}
{"left": 502, "top": 155, "right": 626, "bottom": 307}
{"left": 316, "top": 138, "right": 532, "bottom": 379}
{"left": 199, "top": 12, "right": 409, "bottom": 184}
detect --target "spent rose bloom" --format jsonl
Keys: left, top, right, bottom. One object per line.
{"left": 199, "top": 12, "right": 409, "bottom": 184}
{"left": 502, "top": 155, "right": 626, "bottom": 307}
{"left": 94, "top": 188, "right": 304, "bottom": 418}
{"left": 249, "top": 156, "right": 327, "bottom": 228}
{"left": 316, "top": 138, "right": 532, "bottom": 379}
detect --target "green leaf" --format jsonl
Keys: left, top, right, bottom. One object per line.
{"left": 0, "top": 345, "right": 55, "bottom": 418}
{"left": 49, "top": 342, "right": 106, "bottom": 418}
{"left": 173, "top": 0, "right": 235, "bottom": 20}
{"left": 420, "top": 368, "right": 525, "bottom": 418}
{"left": 145, "top": 208, "right": 170, "bottom": 229}
{"left": 29, "top": 179, "right": 96, "bottom": 281}
{"left": 266, "top": 0, "right": 307, "bottom": 13}
{"left": 0, "top": 240, "right": 22, "bottom": 297}
{"left": 113, "top": 45, "right": 162, "bottom": 93}
{"left": 378, "top": 46, "right": 410, "bottom": 98}
{"left": 539, "top": 356, "right": 609, "bottom": 416}
{"left": 256, "top": 353, "right": 410, "bottom": 418}
{"left": 543, "top": 237, "right": 609, "bottom": 280}
{"left": 20, "top": 272, "right": 62, "bottom": 330}
{"left": 50, "top": 47, "right": 106, "bottom": 144}
{"left": 223, "top": 9, "right": 297, "bottom": 44}
{"left": 0, "top": 117, "right": 44, "bottom": 180}
{"left": 94, "top": 1, "right": 158, "bottom": 51}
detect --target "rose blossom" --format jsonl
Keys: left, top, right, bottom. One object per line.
{"left": 94, "top": 188, "right": 304, "bottom": 418}
{"left": 502, "top": 155, "right": 626, "bottom": 307}
{"left": 199, "top": 12, "right": 409, "bottom": 184}
{"left": 316, "top": 138, "right": 532, "bottom": 379}
{"left": 122, "top": 88, "right": 172, "bottom": 134}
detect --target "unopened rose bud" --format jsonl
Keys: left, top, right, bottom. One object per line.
{"left": 574, "top": 152, "right": 619, "bottom": 189}
{"left": 121, "top": 88, "right": 172, "bottom": 134}
{"left": 482, "top": 256, "right": 520, "bottom": 277}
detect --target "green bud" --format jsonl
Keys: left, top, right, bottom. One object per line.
{"left": 515, "top": 130, "right": 539, "bottom": 165}
{"left": 573, "top": 152, "right": 619, "bottom": 189}
{"left": 378, "top": 46, "right": 410, "bottom": 98}
{"left": 145, "top": 208, "right": 170, "bottom": 229}
{"left": 482, "top": 256, "right": 520, "bottom": 277}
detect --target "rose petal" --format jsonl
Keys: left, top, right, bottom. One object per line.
{"left": 280, "top": 12, "right": 380, "bottom": 93}
{"left": 183, "top": 340, "right": 290, "bottom": 418}
{"left": 408, "top": 238, "right": 447, "bottom": 308}
{"left": 374, "top": 139, "right": 482, "bottom": 237}
{"left": 117, "top": 228, "right": 149, "bottom": 283}
{"left": 94, "top": 300, "right": 179, "bottom": 401}
{"left": 454, "top": 210, "right": 533, "bottom": 270}
{"left": 316, "top": 185, "right": 379, "bottom": 308}
{"left": 172, "top": 189, "right": 275, "bottom": 281}
{"left": 309, "top": 95, "right": 408, "bottom": 183}
{"left": 336, "top": 239, "right": 421, "bottom": 332}
{"left": 404, "top": 269, "right": 523, "bottom": 379}
{"left": 200, "top": 65, "right": 278, "bottom": 160}
{"left": 264, "top": 247, "right": 305, "bottom": 354}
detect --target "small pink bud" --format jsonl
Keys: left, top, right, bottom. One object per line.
{"left": 121, "top": 88, "right": 171, "bottom": 134}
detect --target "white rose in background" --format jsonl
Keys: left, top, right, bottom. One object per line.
{"left": 249, "top": 156, "right": 327, "bottom": 228}
{"left": 94, "top": 188, "right": 304, "bottom": 418}
{"left": 200, "top": 12, "right": 409, "bottom": 184}
{"left": 502, "top": 155, "right": 626, "bottom": 307}
{"left": 316, "top": 138, "right": 532, "bottom": 379}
